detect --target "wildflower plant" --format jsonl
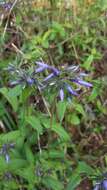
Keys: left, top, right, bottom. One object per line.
{"left": 6, "top": 61, "right": 92, "bottom": 103}
{"left": 1, "top": 1, "right": 106, "bottom": 189}
{"left": 1, "top": 58, "right": 94, "bottom": 189}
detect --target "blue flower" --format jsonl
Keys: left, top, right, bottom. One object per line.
{"left": 101, "top": 179, "right": 107, "bottom": 190}
{"left": 26, "top": 77, "right": 35, "bottom": 85}
{"left": 35, "top": 61, "right": 49, "bottom": 73}
{"left": 35, "top": 66, "right": 47, "bottom": 73}
{"left": 66, "top": 84, "right": 78, "bottom": 96}
{"left": 72, "top": 79, "right": 93, "bottom": 87}
{"left": 49, "top": 67, "right": 60, "bottom": 75}
{"left": 6, "top": 61, "right": 93, "bottom": 102}
{"left": 1, "top": 2, "right": 12, "bottom": 10}
{"left": 0, "top": 143, "right": 14, "bottom": 163}
{"left": 36, "top": 61, "right": 49, "bottom": 68}
{"left": 35, "top": 61, "right": 60, "bottom": 76}
{"left": 93, "top": 183, "right": 100, "bottom": 190}
{"left": 43, "top": 73, "right": 55, "bottom": 82}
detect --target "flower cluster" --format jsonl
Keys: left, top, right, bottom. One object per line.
{"left": 0, "top": 143, "right": 14, "bottom": 163}
{"left": 0, "top": 1, "right": 12, "bottom": 10}
{"left": 6, "top": 61, "right": 92, "bottom": 101}
{"left": 5, "top": 63, "right": 42, "bottom": 88}
{"left": 35, "top": 61, "right": 92, "bottom": 101}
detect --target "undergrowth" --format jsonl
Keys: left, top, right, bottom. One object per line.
{"left": 0, "top": 0, "right": 107, "bottom": 189}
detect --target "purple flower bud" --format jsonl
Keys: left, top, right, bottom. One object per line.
{"left": 72, "top": 79, "right": 92, "bottom": 87}
{"left": 93, "top": 183, "right": 100, "bottom": 190}
{"left": 66, "top": 85, "right": 78, "bottom": 96}
{"left": 102, "top": 179, "right": 107, "bottom": 189}
{"left": 36, "top": 61, "right": 60, "bottom": 75}
{"left": 59, "top": 89, "right": 64, "bottom": 101}
{"left": 49, "top": 67, "right": 60, "bottom": 75}
{"left": 36, "top": 61, "right": 49, "bottom": 69}
{"left": 77, "top": 79, "right": 93, "bottom": 87}
{"left": 35, "top": 67, "right": 47, "bottom": 73}
{"left": 2, "top": 3, "right": 12, "bottom": 10}
{"left": 43, "top": 73, "right": 55, "bottom": 82}
{"left": 26, "top": 77, "right": 34, "bottom": 85}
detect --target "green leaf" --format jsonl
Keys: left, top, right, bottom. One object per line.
{"left": 26, "top": 116, "right": 43, "bottom": 134}
{"left": 20, "top": 87, "right": 33, "bottom": 103}
{"left": 24, "top": 143, "right": 34, "bottom": 164}
{"left": 0, "top": 157, "right": 8, "bottom": 173}
{"left": 57, "top": 101, "right": 67, "bottom": 122}
{"left": 89, "top": 87, "right": 99, "bottom": 101}
{"left": 42, "top": 176, "right": 63, "bottom": 190}
{"left": 67, "top": 161, "right": 94, "bottom": 190}
{"left": 16, "top": 15, "right": 22, "bottom": 25}
{"left": 52, "top": 22, "right": 65, "bottom": 38}
{"left": 8, "top": 85, "right": 22, "bottom": 97}
{"left": 70, "top": 113, "right": 80, "bottom": 125}
{"left": 73, "top": 103, "right": 86, "bottom": 117}
{"left": 39, "top": 115, "right": 50, "bottom": 129}
{"left": 67, "top": 173, "right": 81, "bottom": 190}
{"left": 8, "top": 159, "right": 28, "bottom": 171}
{"left": 48, "top": 150, "right": 65, "bottom": 159}
{"left": 3, "top": 180, "right": 19, "bottom": 189}
{"left": 42, "top": 30, "right": 52, "bottom": 41}
{"left": 0, "top": 88, "right": 18, "bottom": 112}
{"left": 0, "top": 130, "right": 20, "bottom": 144}
{"left": 16, "top": 167, "right": 35, "bottom": 184}
{"left": 52, "top": 123, "right": 70, "bottom": 141}
{"left": 77, "top": 161, "right": 94, "bottom": 176}
{"left": 41, "top": 29, "right": 53, "bottom": 48}
{"left": 83, "top": 54, "right": 94, "bottom": 70}
{"left": 42, "top": 40, "right": 49, "bottom": 49}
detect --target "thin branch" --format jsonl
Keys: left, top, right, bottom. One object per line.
{"left": 3, "top": 0, "right": 18, "bottom": 38}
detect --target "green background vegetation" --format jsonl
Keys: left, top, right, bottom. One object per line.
{"left": 0, "top": 0, "right": 107, "bottom": 189}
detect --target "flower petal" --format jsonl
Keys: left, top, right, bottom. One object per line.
{"left": 26, "top": 77, "right": 34, "bottom": 85}
{"left": 93, "top": 183, "right": 100, "bottom": 190}
{"left": 77, "top": 79, "right": 93, "bottom": 87}
{"left": 35, "top": 67, "right": 47, "bottom": 73}
{"left": 59, "top": 89, "right": 64, "bottom": 101}
{"left": 43, "top": 73, "right": 55, "bottom": 82}
{"left": 36, "top": 61, "right": 49, "bottom": 68}
{"left": 101, "top": 179, "right": 107, "bottom": 189}
{"left": 72, "top": 79, "right": 92, "bottom": 87}
{"left": 66, "top": 85, "right": 78, "bottom": 96}
{"left": 50, "top": 66, "right": 60, "bottom": 75}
